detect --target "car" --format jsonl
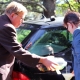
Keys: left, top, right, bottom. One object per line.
{"left": 12, "top": 17, "right": 75, "bottom": 80}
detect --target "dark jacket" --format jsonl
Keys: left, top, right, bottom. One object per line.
{"left": 0, "top": 14, "right": 40, "bottom": 80}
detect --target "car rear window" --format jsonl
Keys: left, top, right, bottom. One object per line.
{"left": 16, "top": 29, "right": 31, "bottom": 43}
{"left": 28, "top": 29, "right": 72, "bottom": 56}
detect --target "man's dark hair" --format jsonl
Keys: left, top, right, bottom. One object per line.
{"left": 64, "top": 12, "right": 79, "bottom": 25}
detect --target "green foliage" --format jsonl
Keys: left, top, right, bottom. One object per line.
{"left": 56, "top": 0, "right": 80, "bottom": 16}
{"left": 27, "top": 6, "right": 32, "bottom": 10}
{"left": 0, "top": 0, "right": 10, "bottom": 2}
{"left": 17, "top": 29, "right": 31, "bottom": 43}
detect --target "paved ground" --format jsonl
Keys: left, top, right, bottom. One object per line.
{"left": 62, "top": 73, "right": 74, "bottom": 80}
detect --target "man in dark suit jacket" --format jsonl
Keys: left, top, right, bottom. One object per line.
{"left": 0, "top": 1, "right": 58, "bottom": 80}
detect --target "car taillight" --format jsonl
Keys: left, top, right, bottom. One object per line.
{"left": 12, "top": 71, "right": 30, "bottom": 80}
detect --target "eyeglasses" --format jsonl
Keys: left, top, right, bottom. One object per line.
{"left": 15, "top": 13, "right": 24, "bottom": 21}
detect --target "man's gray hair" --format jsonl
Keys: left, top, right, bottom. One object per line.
{"left": 5, "top": 1, "right": 27, "bottom": 16}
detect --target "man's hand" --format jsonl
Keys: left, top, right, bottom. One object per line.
{"left": 39, "top": 56, "right": 58, "bottom": 71}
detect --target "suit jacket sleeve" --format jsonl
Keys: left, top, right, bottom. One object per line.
{"left": 0, "top": 24, "right": 40, "bottom": 67}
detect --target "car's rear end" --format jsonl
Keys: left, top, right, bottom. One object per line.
{"left": 12, "top": 17, "right": 75, "bottom": 80}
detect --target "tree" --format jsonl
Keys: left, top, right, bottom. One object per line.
{"left": 0, "top": 0, "right": 56, "bottom": 18}
{"left": 43, "top": 0, "right": 56, "bottom": 18}
{"left": 0, "top": 0, "right": 79, "bottom": 18}
{"left": 75, "top": 0, "right": 80, "bottom": 12}
{"left": 56, "top": 0, "right": 80, "bottom": 16}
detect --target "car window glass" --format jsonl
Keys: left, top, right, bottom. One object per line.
{"left": 29, "top": 29, "right": 71, "bottom": 56}
{"left": 16, "top": 29, "right": 31, "bottom": 43}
